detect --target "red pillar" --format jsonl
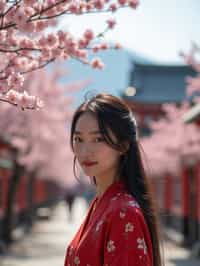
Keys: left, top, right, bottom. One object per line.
{"left": 164, "top": 174, "right": 173, "bottom": 212}
{"left": 196, "top": 163, "right": 200, "bottom": 226}
{"left": 182, "top": 167, "right": 189, "bottom": 218}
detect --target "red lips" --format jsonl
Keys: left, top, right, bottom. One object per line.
{"left": 82, "top": 161, "right": 98, "bottom": 166}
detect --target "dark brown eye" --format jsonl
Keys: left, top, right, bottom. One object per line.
{"left": 94, "top": 137, "right": 105, "bottom": 143}
{"left": 73, "top": 136, "right": 82, "bottom": 142}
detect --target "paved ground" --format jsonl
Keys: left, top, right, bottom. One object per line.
{"left": 0, "top": 198, "right": 199, "bottom": 266}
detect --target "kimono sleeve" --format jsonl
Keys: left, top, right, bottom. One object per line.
{"left": 103, "top": 206, "right": 153, "bottom": 266}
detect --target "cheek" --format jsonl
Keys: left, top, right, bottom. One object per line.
{"left": 73, "top": 143, "right": 120, "bottom": 163}
{"left": 98, "top": 147, "right": 120, "bottom": 164}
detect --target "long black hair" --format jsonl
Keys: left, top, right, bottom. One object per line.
{"left": 70, "top": 93, "right": 163, "bottom": 266}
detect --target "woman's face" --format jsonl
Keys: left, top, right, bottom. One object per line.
{"left": 72, "top": 111, "right": 122, "bottom": 182}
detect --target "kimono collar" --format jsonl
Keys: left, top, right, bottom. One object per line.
{"left": 95, "top": 179, "right": 126, "bottom": 205}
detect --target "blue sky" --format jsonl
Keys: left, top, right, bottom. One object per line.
{"left": 55, "top": 0, "right": 200, "bottom": 105}
{"left": 58, "top": 0, "right": 200, "bottom": 63}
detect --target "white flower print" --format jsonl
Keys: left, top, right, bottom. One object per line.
{"left": 111, "top": 193, "right": 121, "bottom": 201}
{"left": 96, "top": 220, "right": 104, "bottom": 231}
{"left": 129, "top": 200, "right": 140, "bottom": 208}
{"left": 111, "top": 196, "right": 118, "bottom": 201}
{"left": 125, "top": 222, "right": 134, "bottom": 232}
{"left": 119, "top": 211, "right": 126, "bottom": 219}
{"left": 137, "top": 238, "right": 147, "bottom": 254}
{"left": 74, "top": 256, "right": 80, "bottom": 265}
{"left": 107, "top": 240, "right": 116, "bottom": 252}
{"left": 68, "top": 246, "right": 73, "bottom": 256}
{"left": 125, "top": 193, "right": 132, "bottom": 199}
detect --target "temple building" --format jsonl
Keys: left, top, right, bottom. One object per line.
{"left": 121, "top": 62, "right": 195, "bottom": 135}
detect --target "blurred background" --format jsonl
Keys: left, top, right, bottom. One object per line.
{"left": 0, "top": 0, "right": 200, "bottom": 266}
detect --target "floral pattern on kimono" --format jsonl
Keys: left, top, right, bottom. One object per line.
{"left": 103, "top": 205, "right": 152, "bottom": 265}
{"left": 64, "top": 180, "right": 153, "bottom": 266}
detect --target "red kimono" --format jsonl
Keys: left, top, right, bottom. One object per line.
{"left": 64, "top": 180, "right": 153, "bottom": 266}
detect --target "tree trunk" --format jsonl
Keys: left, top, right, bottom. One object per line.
{"left": 2, "top": 160, "right": 24, "bottom": 246}
{"left": 24, "top": 171, "right": 36, "bottom": 232}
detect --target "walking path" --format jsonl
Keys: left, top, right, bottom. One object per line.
{"left": 0, "top": 198, "right": 199, "bottom": 266}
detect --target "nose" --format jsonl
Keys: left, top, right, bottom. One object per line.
{"left": 78, "top": 143, "right": 94, "bottom": 158}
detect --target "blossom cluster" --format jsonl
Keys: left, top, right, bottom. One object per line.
{"left": 0, "top": 0, "right": 139, "bottom": 109}
{"left": 141, "top": 43, "right": 200, "bottom": 178}
{"left": 0, "top": 67, "right": 87, "bottom": 187}
{"left": 3, "top": 90, "right": 44, "bottom": 110}
{"left": 180, "top": 42, "right": 200, "bottom": 102}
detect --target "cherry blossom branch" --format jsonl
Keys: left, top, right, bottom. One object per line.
{"left": 0, "top": 0, "right": 139, "bottom": 109}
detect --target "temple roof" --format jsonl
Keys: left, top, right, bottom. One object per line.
{"left": 122, "top": 63, "right": 196, "bottom": 104}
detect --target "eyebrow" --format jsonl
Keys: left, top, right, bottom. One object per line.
{"left": 74, "top": 130, "right": 102, "bottom": 135}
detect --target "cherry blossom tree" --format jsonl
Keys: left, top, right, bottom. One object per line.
{"left": 0, "top": 0, "right": 139, "bottom": 109}
{"left": 141, "top": 103, "right": 200, "bottom": 178}
{"left": 0, "top": 67, "right": 88, "bottom": 244}
{"left": 141, "top": 43, "right": 200, "bottom": 178}
{"left": 180, "top": 43, "right": 200, "bottom": 103}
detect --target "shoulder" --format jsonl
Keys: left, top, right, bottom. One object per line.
{"left": 106, "top": 192, "right": 146, "bottom": 227}
{"left": 105, "top": 192, "right": 152, "bottom": 253}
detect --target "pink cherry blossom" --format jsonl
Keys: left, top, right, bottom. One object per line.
{"left": 23, "top": 0, "right": 38, "bottom": 5}
{"left": 46, "top": 33, "right": 58, "bottom": 48}
{"left": 109, "top": 3, "right": 117, "bottom": 12}
{"left": 38, "top": 36, "right": 48, "bottom": 47}
{"left": 0, "top": 0, "right": 140, "bottom": 108}
{"left": 118, "top": 0, "right": 127, "bottom": 5}
{"left": 5, "top": 89, "right": 18, "bottom": 104}
{"left": 91, "top": 57, "right": 105, "bottom": 69}
{"left": 92, "top": 45, "right": 101, "bottom": 53}
{"left": 41, "top": 48, "right": 52, "bottom": 60}
{"left": 16, "top": 91, "right": 43, "bottom": 109}
{"left": 0, "top": 80, "right": 8, "bottom": 94}
{"left": 12, "top": 57, "right": 29, "bottom": 72}
{"left": 21, "top": 21, "right": 36, "bottom": 33}
{"left": 19, "top": 38, "right": 35, "bottom": 49}
{"left": 51, "top": 48, "right": 63, "bottom": 58}
{"left": 86, "top": 3, "right": 92, "bottom": 11}
{"left": 23, "top": 6, "right": 35, "bottom": 16}
{"left": 115, "top": 42, "right": 122, "bottom": 49}
{"left": 84, "top": 29, "right": 94, "bottom": 41}
{"left": 13, "top": 8, "right": 28, "bottom": 28}
{"left": 100, "top": 43, "right": 109, "bottom": 50}
{"left": 106, "top": 18, "right": 116, "bottom": 29}
{"left": 0, "top": 30, "right": 6, "bottom": 42}
{"left": 35, "top": 21, "right": 47, "bottom": 32}
{"left": 68, "top": 3, "right": 79, "bottom": 13}
{"left": 75, "top": 49, "right": 87, "bottom": 60}
{"left": 0, "top": 0, "right": 6, "bottom": 13}
{"left": 7, "top": 73, "right": 25, "bottom": 89}
{"left": 16, "top": 91, "right": 31, "bottom": 108}
{"left": 58, "top": 30, "right": 68, "bottom": 44}
{"left": 94, "top": 0, "right": 105, "bottom": 10}
{"left": 128, "top": 0, "right": 139, "bottom": 9}
{"left": 78, "top": 38, "right": 89, "bottom": 49}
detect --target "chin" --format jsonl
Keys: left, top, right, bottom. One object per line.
{"left": 82, "top": 168, "right": 95, "bottom": 176}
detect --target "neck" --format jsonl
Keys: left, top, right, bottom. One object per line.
{"left": 95, "top": 179, "right": 113, "bottom": 198}
{"left": 95, "top": 173, "right": 120, "bottom": 199}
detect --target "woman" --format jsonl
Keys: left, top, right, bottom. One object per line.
{"left": 64, "top": 93, "right": 163, "bottom": 266}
